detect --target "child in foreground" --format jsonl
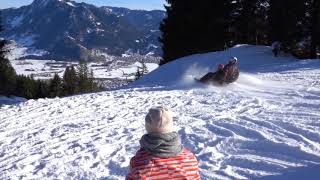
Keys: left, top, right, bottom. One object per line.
{"left": 126, "top": 107, "right": 200, "bottom": 179}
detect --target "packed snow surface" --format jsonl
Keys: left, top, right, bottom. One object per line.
{"left": 1, "top": 45, "right": 320, "bottom": 179}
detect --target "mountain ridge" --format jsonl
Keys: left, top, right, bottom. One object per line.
{"left": 0, "top": 0, "right": 165, "bottom": 60}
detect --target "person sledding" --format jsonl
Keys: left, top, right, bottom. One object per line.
{"left": 196, "top": 56, "right": 240, "bottom": 85}
{"left": 224, "top": 56, "right": 240, "bottom": 83}
{"left": 196, "top": 64, "right": 227, "bottom": 85}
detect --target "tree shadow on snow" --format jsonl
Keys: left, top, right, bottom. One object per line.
{"left": 0, "top": 96, "right": 27, "bottom": 106}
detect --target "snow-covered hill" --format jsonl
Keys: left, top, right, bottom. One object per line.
{"left": 1, "top": 45, "right": 320, "bottom": 179}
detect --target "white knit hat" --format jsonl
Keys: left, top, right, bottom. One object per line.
{"left": 145, "top": 107, "right": 174, "bottom": 133}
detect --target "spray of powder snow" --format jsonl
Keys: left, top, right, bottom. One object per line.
{"left": 177, "top": 63, "right": 213, "bottom": 87}
{"left": 174, "top": 63, "right": 293, "bottom": 97}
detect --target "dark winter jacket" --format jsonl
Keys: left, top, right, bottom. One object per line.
{"left": 224, "top": 61, "right": 239, "bottom": 83}
{"left": 199, "top": 69, "right": 226, "bottom": 85}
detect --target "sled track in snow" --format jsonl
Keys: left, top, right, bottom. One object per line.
{"left": 0, "top": 73, "right": 320, "bottom": 179}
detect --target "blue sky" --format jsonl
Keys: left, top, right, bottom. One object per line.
{"left": 0, "top": 0, "right": 165, "bottom": 10}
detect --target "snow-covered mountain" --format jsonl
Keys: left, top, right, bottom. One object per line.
{"left": 0, "top": 0, "right": 165, "bottom": 60}
{"left": 1, "top": 45, "right": 320, "bottom": 179}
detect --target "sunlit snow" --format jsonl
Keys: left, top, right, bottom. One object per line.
{"left": 0, "top": 45, "right": 319, "bottom": 179}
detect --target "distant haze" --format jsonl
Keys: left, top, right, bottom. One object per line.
{"left": 0, "top": 0, "right": 165, "bottom": 10}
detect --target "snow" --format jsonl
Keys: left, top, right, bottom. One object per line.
{"left": 95, "top": 28, "right": 105, "bottom": 33}
{"left": 93, "top": 62, "right": 158, "bottom": 79}
{"left": 15, "top": 35, "right": 36, "bottom": 47}
{"left": 0, "top": 96, "right": 27, "bottom": 105}
{"left": 66, "top": 2, "right": 75, "bottom": 7}
{"left": 10, "top": 59, "right": 72, "bottom": 79}
{"left": 146, "top": 52, "right": 155, "bottom": 56}
{"left": 9, "top": 59, "right": 158, "bottom": 80}
{"left": 131, "top": 45, "right": 298, "bottom": 87}
{"left": 7, "top": 46, "right": 29, "bottom": 60}
{"left": 86, "top": 28, "right": 92, "bottom": 33}
{"left": 150, "top": 29, "right": 159, "bottom": 33}
{"left": 33, "top": 0, "right": 75, "bottom": 7}
{"left": 66, "top": 35, "right": 75, "bottom": 41}
{"left": 1, "top": 45, "right": 320, "bottom": 179}
{"left": 147, "top": 43, "right": 158, "bottom": 49}
{"left": 88, "top": 15, "right": 94, "bottom": 21}
{"left": 6, "top": 39, "right": 48, "bottom": 60}
{"left": 121, "top": 54, "right": 131, "bottom": 57}
{"left": 104, "top": 7, "right": 113, "bottom": 14}
{"left": 36, "top": 0, "right": 51, "bottom": 7}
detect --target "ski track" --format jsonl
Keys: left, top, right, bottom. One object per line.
{"left": 1, "top": 46, "right": 320, "bottom": 179}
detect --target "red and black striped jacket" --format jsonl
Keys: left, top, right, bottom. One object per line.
{"left": 126, "top": 148, "right": 200, "bottom": 180}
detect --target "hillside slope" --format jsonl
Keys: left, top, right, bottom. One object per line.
{"left": 0, "top": 45, "right": 319, "bottom": 179}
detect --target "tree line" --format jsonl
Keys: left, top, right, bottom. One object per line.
{"left": 0, "top": 57, "right": 100, "bottom": 99}
{"left": 160, "top": 0, "right": 320, "bottom": 64}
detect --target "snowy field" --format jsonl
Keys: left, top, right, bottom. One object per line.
{"left": 10, "top": 59, "right": 158, "bottom": 81}
{"left": 6, "top": 41, "right": 159, "bottom": 81}
{"left": 1, "top": 45, "right": 320, "bottom": 179}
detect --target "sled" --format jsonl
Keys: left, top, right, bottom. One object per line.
{"left": 195, "top": 69, "right": 239, "bottom": 86}
{"left": 194, "top": 77, "right": 226, "bottom": 86}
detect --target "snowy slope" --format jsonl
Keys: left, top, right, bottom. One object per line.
{"left": 1, "top": 45, "right": 320, "bottom": 179}
{"left": 130, "top": 45, "right": 297, "bottom": 86}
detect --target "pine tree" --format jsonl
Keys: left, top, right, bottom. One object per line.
{"left": 310, "top": 0, "right": 320, "bottom": 58}
{"left": 231, "top": 0, "right": 268, "bottom": 45}
{"left": 88, "top": 69, "right": 98, "bottom": 92}
{"left": 15, "top": 75, "right": 37, "bottom": 99}
{"left": 134, "top": 62, "right": 148, "bottom": 80}
{"left": 269, "top": 0, "right": 307, "bottom": 52}
{"left": 49, "top": 73, "right": 62, "bottom": 97}
{"left": 134, "top": 66, "right": 143, "bottom": 80}
{"left": 78, "top": 60, "right": 90, "bottom": 93}
{"left": 160, "top": 0, "right": 233, "bottom": 64}
{"left": 141, "top": 62, "right": 148, "bottom": 74}
{"left": 36, "top": 80, "right": 49, "bottom": 98}
{"left": 70, "top": 65, "right": 78, "bottom": 92}
{"left": 0, "top": 13, "right": 17, "bottom": 96}
{"left": 63, "top": 65, "right": 78, "bottom": 95}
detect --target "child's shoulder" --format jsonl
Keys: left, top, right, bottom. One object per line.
{"left": 132, "top": 148, "right": 153, "bottom": 160}
{"left": 180, "top": 148, "right": 196, "bottom": 157}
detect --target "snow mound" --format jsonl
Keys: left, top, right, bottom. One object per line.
{"left": 131, "top": 45, "right": 298, "bottom": 87}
